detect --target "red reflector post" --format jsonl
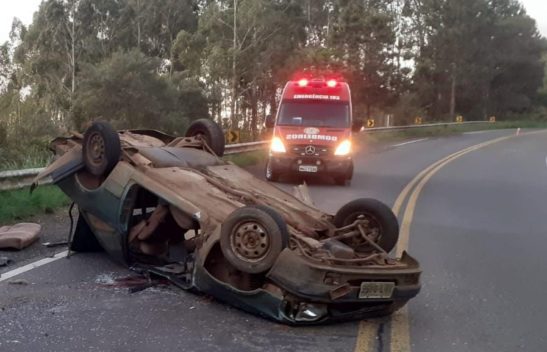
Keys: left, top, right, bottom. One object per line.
{"left": 298, "top": 79, "right": 308, "bottom": 87}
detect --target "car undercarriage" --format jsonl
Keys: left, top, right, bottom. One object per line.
{"left": 32, "top": 119, "right": 421, "bottom": 324}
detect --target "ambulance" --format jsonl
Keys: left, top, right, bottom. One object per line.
{"left": 265, "top": 76, "right": 357, "bottom": 185}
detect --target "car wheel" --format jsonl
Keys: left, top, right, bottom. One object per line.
{"left": 335, "top": 175, "right": 351, "bottom": 186}
{"left": 335, "top": 163, "right": 353, "bottom": 186}
{"left": 265, "top": 160, "right": 279, "bottom": 182}
{"left": 185, "top": 118, "right": 225, "bottom": 157}
{"left": 333, "top": 198, "right": 399, "bottom": 253}
{"left": 82, "top": 121, "right": 121, "bottom": 177}
{"left": 220, "top": 206, "right": 288, "bottom": 274}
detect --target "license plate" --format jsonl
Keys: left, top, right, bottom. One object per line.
{"left": 298, "top": 165, "right": 318, "bottom": 173}
{"left": 359, "top": 282, "right": 395, "bottom": 299}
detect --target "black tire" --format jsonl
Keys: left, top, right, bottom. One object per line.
{"left": 335, "top": 162, "right": 353, "bottom": 186}
{"left": 335, "top": 175, "right": 351, "bottom": 186}
{"left": 185, "top": 118, "right": 225, "bottom": 157}
{"left": 82, "top": 121, "right": 121, "bottom": 177}
{"left": 265, "top": 160, "right": 279, "bottom": 182}
{"left": 220, "top": 206, "right": 288, "bottom": 274}
{"left": 333, "top": 198, "right": 399, "bottom": 253}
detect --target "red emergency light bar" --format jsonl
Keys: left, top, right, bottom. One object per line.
{"left": 297, "top": 78, "right": 309, "bottom": 87}
{"left": 294, "top": 77, "right": 341, "bottom": 88}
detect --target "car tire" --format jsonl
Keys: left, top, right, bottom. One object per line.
{"left": 265, "top": 160, "right": 279, "bottom": 182}
{"left": 335, "top": 175, "right": 351, "bottom": 186}
{"left": 185, "top": 118, "right": 225, "bottom": 157}
{"left": 220, "top": 206, "right": 288, "bottom": 274}
{"left": 82, "top": 121, "right": 121, "bottom": 177}
{"left": 333, "top": 198, "right": 399, "bottom": 253}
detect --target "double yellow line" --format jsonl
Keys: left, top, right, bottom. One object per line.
{"left": 353, "top": 131, "right": 538, "bottom": 352}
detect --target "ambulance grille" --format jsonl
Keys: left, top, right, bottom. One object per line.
{"left": 291, "top": 145, "right": 332, "bottom": 157}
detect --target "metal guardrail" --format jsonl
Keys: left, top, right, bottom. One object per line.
{"left": 0, "top": 168, "right": 47, "bottom": 191}
{"left": 360, "top": 121, "right": 489, "bottom": 133}
{"left": 0, "top": 121, "right": 492, "bottom": 191}
{"left": 223, "top": 141, "right": 268, "bottom": 155}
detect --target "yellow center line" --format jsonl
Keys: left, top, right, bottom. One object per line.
{"left": 354, "top": 320, "right": 380, "bottom": 351}
{"left": 354, "top": 130, "right": 546, "bottom": 352}
{"left": 389, "top": 306, "right": 410, "bottom": 352}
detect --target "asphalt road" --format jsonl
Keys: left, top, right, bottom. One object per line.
{"left": 1, "top": 128, "right": 545, "bottom": 351}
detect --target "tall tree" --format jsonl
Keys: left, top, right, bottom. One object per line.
{"left": 412, "top": 0, "right": 545, "bottom": 120}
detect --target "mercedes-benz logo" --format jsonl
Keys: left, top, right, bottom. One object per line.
{"left": 305, "top": 145, "right": 316, "bottom": 155}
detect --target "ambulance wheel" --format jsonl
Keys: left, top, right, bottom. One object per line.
{"left": 266, "top": 161, "right": 279, "bottom": 182}
{"left": 335, "top": 176, "right": 351, "bottom": 186}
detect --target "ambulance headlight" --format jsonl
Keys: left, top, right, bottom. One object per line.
{"left": 270, "top": 137, "right": 287, "bottom": 153}
{"left": 334, "top": 140, "right": 352, "bottom": 156}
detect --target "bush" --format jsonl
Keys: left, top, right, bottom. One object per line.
{"left": 0, "top": 141, "right": 52, "bottom": 171}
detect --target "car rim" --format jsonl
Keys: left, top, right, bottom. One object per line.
{"left": 345, "top": 212, "right": 382, "bottom": 247}
{"left": 231, "top": 220, "right": 271, "bottom": 263}
{"left": 87, "top": 132, "right": 105, "bottom": 167}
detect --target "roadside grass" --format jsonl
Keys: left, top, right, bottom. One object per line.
{"left": 362, "top": 120, "right": 547, "bottom": 143}
{"left": 0, "top": 144, "right": 53, "bottom": 172}
{"left": 0, "top": 186, "right": 70, "bottom": 224}
{"left": 0, "top": 152, "right": 52, "bottom": 171}
{"left": 223, "top": 149, "right": 268, "bottom": 167}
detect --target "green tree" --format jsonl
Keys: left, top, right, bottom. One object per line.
{"left": 176, "top": 0, "right": 305, "bottom": 135}
{"left": 412, "top": 0, "right": 545, "bottom": 120}
{"left": 73, "top": 49, "right": 205, "bottom": 134}
{"left": 327, "top": 0, "right": 401, "bottom": 118}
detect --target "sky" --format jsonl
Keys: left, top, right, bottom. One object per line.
{"left": 0, "top": 0, "right": 546, "bottom": 44}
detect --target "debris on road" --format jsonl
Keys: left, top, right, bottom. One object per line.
{"left": 0, "top": 256, "right": 12, "bottom": 267}
{"left": 7, "top": 279, "right": 30, "bottom": 285}
{"left": 0, "top": 223, "right": 41, "bottom": 250}
{"left": 41, "top": 241, "right": 69, "bottom": 248}
{"left": 96, "top": 273, "right": 170, "bottom": 294}
{"left": 292, "top": 182, "right": 314, "bottom": 206}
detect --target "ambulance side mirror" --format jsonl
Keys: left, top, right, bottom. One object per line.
{"left": 265, "top": 114, "right": 275, "bottom": 129}
{"left": 352, "top": 119, "right": 363, "bottom": 133}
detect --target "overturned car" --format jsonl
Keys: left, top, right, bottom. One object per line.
{"left": 33, "top": 119, "right": 421, "bottom": 324}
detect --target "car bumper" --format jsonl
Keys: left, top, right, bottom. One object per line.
{"left": 267, "top": 249, "right": 421, "bottom": 304}
{"left": 194, "top": 249, "right": 421, "bottom": 325}
{"left": 269, "top": 154, "right": 353, "bottom": 177}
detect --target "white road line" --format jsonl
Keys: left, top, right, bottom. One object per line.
{"left": 392, "top": 138, "right": 428, "bottom": 148}
{"left": 463, "top": 130, "right": 490, "bottom": 135}
{"left": 545, "top": 156, "right": 547, "bottom": 170}
{"left": 0, "top": 250, "right": 68, "bottom": 282}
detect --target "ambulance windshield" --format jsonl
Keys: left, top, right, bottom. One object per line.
{"left": 277, "top": 100, "right": 350, "bottom": 128}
